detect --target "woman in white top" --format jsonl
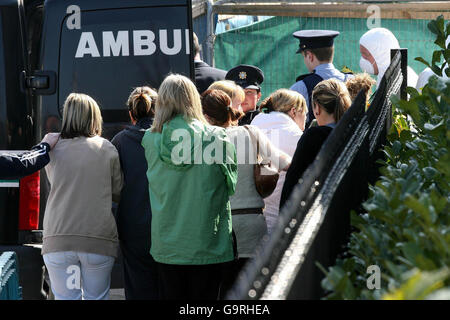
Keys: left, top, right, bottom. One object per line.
{"left": 251, "top": 89, "right": 308, "bottom": 234}
{"left": 201, "top": 89, "right": 291, "bottom": 298}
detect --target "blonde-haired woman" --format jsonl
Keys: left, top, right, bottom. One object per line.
{"left": 280, "top": 79, "right": 351, "bottom": 209}
{"left": 250, "top": 89, "right": 307, "bottom": 234}
{"left": 141, "top": 74, "right": 238, "bottom": 300}
{"left": 111, "top": 86, "right": 159, "bottom": 299}
{"left": 207, "top": 80, "right": 245, "bottom": 112}
{"left": 42, "top": 93, "right": 123, "bottom": 300}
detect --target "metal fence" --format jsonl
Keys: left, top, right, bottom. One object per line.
{"left": 226, "top": 50, "right": 404, "bottom": 300}
{"left": 193, "top": 0, "right": 215, "bottom": 65}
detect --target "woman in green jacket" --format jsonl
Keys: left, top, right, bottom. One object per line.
{"left": 141, "top": 74, "right": 238, "bottom": 300}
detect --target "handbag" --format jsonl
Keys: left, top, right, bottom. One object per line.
{"left": 244, "top": 125, "right": 279, "bottom": 198}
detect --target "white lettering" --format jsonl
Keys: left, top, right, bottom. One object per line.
{"left": 66, "top": 265, "right": 81, "bottom": 290}
{"left": 171, "top": 129, "right": 191, "bottom": 165}
{"left": 367, "top": 5, "right": 381, "bottom": 29}
{"left": 366, "top": 265, "right": 381, "bottom": 290}
{"left": 103, "top": 31, "right": 129, "bottom": 57}
{"left": 223, "top": 305, "right": 270, "bottom": 315}
{"left": 203, "top": 133, "right": 224, "bottom": 165}
{"left": 75, "top": 32, "right": 100, "bottom": 58}
{"left": 186, "top": 29, "right": 190, "bottom": 55}
{"left": 133, "top": 30, "right": 156, "bottom": 56}
{"left": 74, "top": 29, "right": 191, "bottom": 58}
{"left": 178, "top": 304, "right": 214, "bottom": 318}
{"left": 66, "top": 5, "right": 81, "bottom": 30}
{"left": 160, "top": 29, "right": 182, "bottom": 55}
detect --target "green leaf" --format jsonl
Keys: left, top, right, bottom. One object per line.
{"left": 424, "top": 120, "right": 444, "bottom": 131}
{"left": 428, "top": 18, "right": 441, "bottom": 36}
{"left": 432, "top": 50, "right": 442, "bottom": 65}
{"left": 423, "top": 167, "right": 439, "bottom": 180}
{"left": 404, "top": 196, "right": 431, "bottom": 224}
{"left": 415, "top": 57, "right": 430, "bottom": 68}
{"left": 415, "top": 255, "right": 437, "bottom": 271}
{"left": 431, "top": 65, "right": 443, "bottom": 77}
{"left": 405, "top": 87, "right": 420, "bottom": 99}
{"left": 392, "top": 140, "right": 402, "bottom": 155}
{"left": 443, "top": 50, "right": 450, "bottom": 63}
{"left": 384, "top": 268, "right": 449, "bottom": 300}
{"left": 400, "top": 242, "right": 424, "bottom": 266}
{"left": 399, "top": 130, "right": 413, "bottom": 144}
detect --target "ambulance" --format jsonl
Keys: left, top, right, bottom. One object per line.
{"left": 0, "top": 0, "right": 194, "bottom": 299}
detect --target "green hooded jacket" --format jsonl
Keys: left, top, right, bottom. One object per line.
{"left": 142, "top": 115, "right": 237, "bottom": 265}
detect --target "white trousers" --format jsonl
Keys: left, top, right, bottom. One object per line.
{"left": 43, "top": 251, "right": 115, "bottom": 300}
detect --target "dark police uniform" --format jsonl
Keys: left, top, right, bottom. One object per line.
{"left": 225, "top": 64, "right": 264, "bottom": 126}
{"left": 194, "top": 60, "right": 227, "bottom": 95}
{"left": 290, "top": 30, "right": 353, "bottom": 129}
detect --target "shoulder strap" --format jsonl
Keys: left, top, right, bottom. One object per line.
{"left": 302, "top": 73, "right": 324, "bottom": 127}
{"left": 243, "top": 125, "right": 260, "bottom": 161}
{"left": 302, "top": 73, "right": 324, "bottom": 96}
{"left": 296, "top": 72, "right": 313, "bottom": 82}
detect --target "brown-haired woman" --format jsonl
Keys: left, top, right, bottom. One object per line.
{"left": 207, "top": 80, "right": 245, "bottom": 112}
{"left": 111, "top": 86, "right": 159, "bottom": 299}
{"left": 280, "top": 78, "right": 351, "bottom": 209}
{"left": 201, "top": 89, "right": 291, "bottom": 298}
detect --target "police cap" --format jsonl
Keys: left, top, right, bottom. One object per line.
{"left": 293, "top": 30, "right": 340, "bottom": 54}
{"left": 225, "top": 64, "right": 264, "bottom": 90}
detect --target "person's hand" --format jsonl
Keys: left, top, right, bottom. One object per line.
{"left": 41, "top": 133, "right": 60, "bottom": 150}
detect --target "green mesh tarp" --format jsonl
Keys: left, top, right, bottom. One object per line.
{"left": 214, "top": 16, "right": 439, "bottom": 100}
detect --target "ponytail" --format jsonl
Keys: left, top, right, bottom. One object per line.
{"left": 127, "top": 86, "right": 157, "bottom": 121}
{"left": 201, "top": 89, "right": 244, "bottom": 126}
{"left": 261, "top": 89, "right": 307, "bottom": 116}
{"left": 311, "top": 79, "right": 351, "bottom": 123}
{"left": 259, "top": 96, "right": 276, "bottom": 113}
{"left": 229, "top": 105, "right": 245, "bottom": 122}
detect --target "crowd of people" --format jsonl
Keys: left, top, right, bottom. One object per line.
{"left": 0, "top": 26, "right": 435, "bottom": 300}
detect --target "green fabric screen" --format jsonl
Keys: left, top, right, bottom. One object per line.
{"left": 214, "top": 16, "right": 439, "bottom": 100}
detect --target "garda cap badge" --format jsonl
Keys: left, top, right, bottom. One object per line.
{"left": 239, "top": 71, "right": 247, "bottom": 80}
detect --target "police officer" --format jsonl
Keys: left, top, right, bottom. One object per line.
{"left": 226, "top": 64, "right": 264, "bottom": 125}
{"left": 290, "top": 30, "right": 353, "bottom": 129}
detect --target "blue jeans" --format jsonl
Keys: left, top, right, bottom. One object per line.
{"left": 43, "top": 251, "right": 115, "bottom": 300}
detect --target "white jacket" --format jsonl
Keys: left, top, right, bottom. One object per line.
{"left": 250, "top": 111, "right": 303, "bottom": 234}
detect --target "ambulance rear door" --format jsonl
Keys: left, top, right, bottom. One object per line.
{"left": 38, "top": 0, "right": 194, "bottom": 140}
